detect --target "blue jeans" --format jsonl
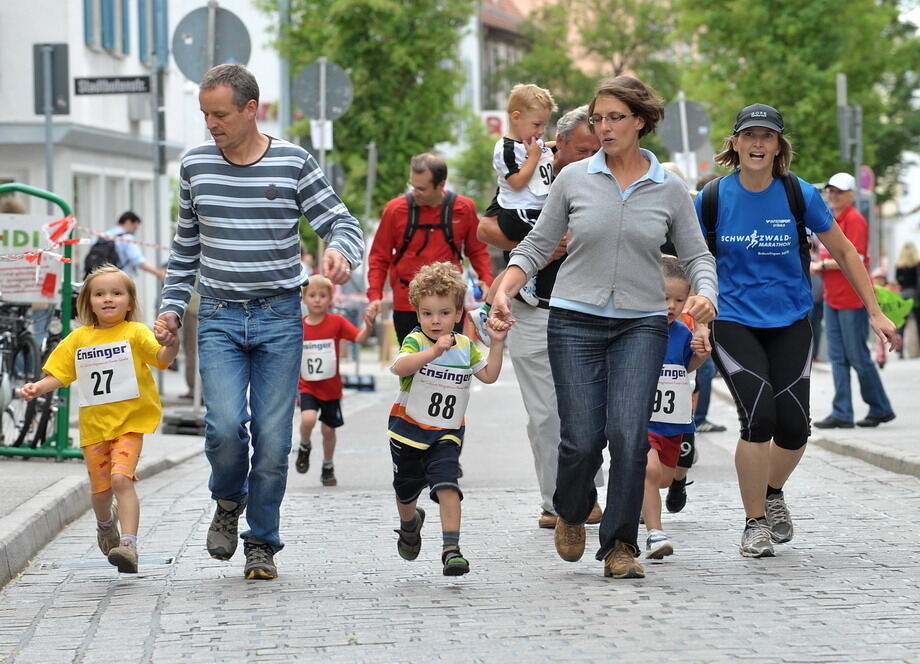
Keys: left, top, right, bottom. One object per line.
{"left": 197, "top": 290, "right": 303, "bottom": 553}
{"left": 693, "top": 357, "right": 717, "bottom": 426}
{"left": 547, "top": 308, "right": 668, "bottom": 559}
{"left": 823, "top": 303, "right": 894, "bottom": 422}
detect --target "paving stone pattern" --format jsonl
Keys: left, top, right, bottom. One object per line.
{"left": 1, "top": 383, "right": 919, "bottom": 663}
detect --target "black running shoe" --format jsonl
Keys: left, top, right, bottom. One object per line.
{"left": 295, "top": 442, "right": 311, "bottom": 474}
{"left": 665, "top": 478, "right": 693, "bottom": 513}
{"left": 321, "top": 463, "right": 337, "bottom": 486}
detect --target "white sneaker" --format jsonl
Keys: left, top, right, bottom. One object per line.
{"left": 645, "top": 529, "right": 674, "bottom": 559}
{"left": 466, "top": 307, "right": 491, "bottom": 347}
{"left": 518, "top": 276, "right": 540, "bottom": 307}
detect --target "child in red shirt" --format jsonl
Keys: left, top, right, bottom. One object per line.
{"left": 296, "top": 274, "right": 374, "bottom": 485}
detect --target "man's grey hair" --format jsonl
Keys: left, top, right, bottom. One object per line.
{"left": 200, "top": 64, "right": 260, "bottom": 110}
{"left": 555, "top": 105, "right": 590, "bottom": 140}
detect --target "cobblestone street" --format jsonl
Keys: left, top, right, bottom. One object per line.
{"left": 2, "top": 371, "right": 919, "bottom": 663}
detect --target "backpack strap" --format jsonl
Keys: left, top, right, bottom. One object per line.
{"left": 392, "top": 191, "right": 461, "bottom": 266}
{"left": 439, "top": 190, "right": 461, "bottom": 263}
{"left": 700, "top": 176, "right": 722, "bottom": 255}
{"left": 782, "top": 172, "right": 810, "bottom": 275}
{"left": 391, "top": 193, "right": 421, "bottom": 266}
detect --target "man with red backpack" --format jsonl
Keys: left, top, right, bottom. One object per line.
{"left": 366, "top": 153, "right": 494, "bottom": 343}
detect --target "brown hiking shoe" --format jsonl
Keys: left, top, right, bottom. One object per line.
{"left": 96, "top": 503, "right": 120, "bottom": 555}
{"left": 538, "top": 510, "right": 558, "bottom": 529}
{"left": 107, "top": 544, "right": 138, "bottom": 573}
{"left": 554, "top": 518, "right": 585, "bottom": 562}
{"left": 586, "top": 503, "right": 603, "bottom": 524}
{"left": 604, "top": 541, "right": 645, "bottom": 578}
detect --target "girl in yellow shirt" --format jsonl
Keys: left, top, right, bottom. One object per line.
{"left": 22, "top": 266, "right": 178, "bottom": 573}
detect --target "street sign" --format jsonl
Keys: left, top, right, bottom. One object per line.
{"left": 293, "top": 59, "right": 353, "bottom": 121}
{"left": 32, "top": 44, "right": 69, "bottom": 115}
{"left": 74, "top": 76, "right": 151, "bottom": 95}
{"left": 859, "top": 165, "right": 875, "bottom": 192}
{"left": 171, "top": 6, "right": 251, "bottom": 84}
{"left": 659, "top": 99, "right": 711, "bottom": 153}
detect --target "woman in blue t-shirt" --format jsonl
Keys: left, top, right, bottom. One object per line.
{"left": 698, "top": 103, "right": 899, "bottom": 559}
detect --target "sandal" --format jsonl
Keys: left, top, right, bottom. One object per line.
{"left": 394, "top": 508, "right": 425, "bottom": 561}
{"left": 441, "top": 547, "right": 470, "bottom": 576}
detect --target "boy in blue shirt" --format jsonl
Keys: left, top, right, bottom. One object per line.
{"left": 643, "top": 256, "right": 711, "bottom": 559}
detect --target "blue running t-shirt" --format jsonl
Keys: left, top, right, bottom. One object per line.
{"left": 695, "top": 172, "right": 833, "bottom": 328}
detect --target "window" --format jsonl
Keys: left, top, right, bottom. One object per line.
{"left": 84, "top": 0, "right": 128, "bottom": 55}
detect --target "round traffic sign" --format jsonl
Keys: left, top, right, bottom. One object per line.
{"left": 658, "top": 100, "right": 711, "bottom": 153}
{"left": 172, "top": 7, "right": 251, "bottom": 84}
{"left": 293, "top": 60, "right": 354, "bottom": 121}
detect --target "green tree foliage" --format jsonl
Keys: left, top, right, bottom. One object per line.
{"left": 260, "top": 0, "right": 475, "bottom": 220}
{"left": 450, "top": 113, "right": 499, "bottom": 211}
{"left": 499, "top": 0, "right": 680, "bottom": 112}
{"left": 678, "top": 0, "right": 920, "bottom": 196}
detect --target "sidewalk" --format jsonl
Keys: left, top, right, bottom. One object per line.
{"left": 712, "top": 355, "right": 920, "bottom": 477}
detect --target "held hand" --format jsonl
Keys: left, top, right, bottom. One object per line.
{"left": 21, "top": 383, "right": 39, "bottom": 402}
{"left": 870, "top": 311, "right": 901, "bottom": 352}
{"left": 154, "top": 313, "right": 180, "bottom": 346}
{"left": 489, "top": 289, "right": 516, "bottom": 331}
{"left": 323, "top": 249, "right": 352, "bottom": 285}
{"left": 486, "top": 319, "right": 509, "bottom": 343}
{"left": 691, "top": 326, "right": 711, "bottom": 356}
{"left": 683, "top": 295, "right": 716, "bottom": 326}
{"left": 809, "top": 261, "right": 824, "bottom": 275}
{"left": 365, "top": 299, "right": 382, "bottom": 320}
{"left": 363, "top": 309, "right": 376, "bottom": 328}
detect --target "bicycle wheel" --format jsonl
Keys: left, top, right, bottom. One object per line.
{"left": 6, "top": 335, "right": 41, "bottom": 446}
{"left": 13, "top": 396, "right": 40, "bottom": 447}
{"left": 29, "top": 392, "right": 57, "bottom": 448}
{"left": 0, "top": 404, "right": 19, "bottom": 447}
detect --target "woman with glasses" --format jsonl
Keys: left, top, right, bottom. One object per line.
{"left": 490, "top": 76, "right": 718, "bottom": 579}
{"left": 695, "top": 104, "right": 898, "bottom": 558}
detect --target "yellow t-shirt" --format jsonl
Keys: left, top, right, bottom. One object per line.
{"left": 43, "top": 321, "right": 167, "bottom": 446}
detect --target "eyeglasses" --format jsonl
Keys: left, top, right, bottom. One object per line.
{"left": 587, "top": 112, "right": 636, "bottom": 126}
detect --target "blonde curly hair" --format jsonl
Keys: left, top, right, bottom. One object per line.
{"left": 408, "top": 262, "right": 466, "bottom": 311}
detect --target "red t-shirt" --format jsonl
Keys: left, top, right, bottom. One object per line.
{"left": 298, "top": 313, "right": 360, "bottom": 401}
{"left": 820, "top": 205, "right": 869, "bottom": 310}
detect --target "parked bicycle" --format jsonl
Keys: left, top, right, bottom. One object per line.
{"left": 13, "top": 302, "right": 65, "bottom": 448}
{"left": 0, "top": 302, "right": 41, "bottom": 446}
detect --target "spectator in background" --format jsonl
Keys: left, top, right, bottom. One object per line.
{"left": 813, "top": 172, "right": 896, "bottom": 430}
{"left": 102, "top": 212, "right": 166, "bottom": 281}
{"left": 808, "top": 237, "right": 825, "bottom": 361}
{"left": 895, "top": 241, "right": 919, "bottom": 357}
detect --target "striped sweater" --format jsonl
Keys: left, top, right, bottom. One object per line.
{"left": 159, "top": 138, "right": 364, "bottom": 318}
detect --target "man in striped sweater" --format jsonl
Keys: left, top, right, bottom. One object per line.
{"left": 155, "top": 64, "right": 364, "bottom": 580}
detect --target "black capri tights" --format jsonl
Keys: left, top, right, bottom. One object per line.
{"left": 709, "top": 318, "right": 812, "bottom": 450}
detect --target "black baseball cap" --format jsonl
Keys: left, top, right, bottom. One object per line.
{"left": 733, "top": 103, "right": 784, "bottom": 134}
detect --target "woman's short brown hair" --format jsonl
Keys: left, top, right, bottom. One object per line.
{"left": 77, "top": 265, "right": 139, "bottom": 326}
{"left": 587, "top": 76, "right": 664, "bottom": 139}
{"left": 714, "top": 131, "right": 795, "bottom": 178}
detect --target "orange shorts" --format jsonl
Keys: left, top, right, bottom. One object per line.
{"left": 82, "top": 433, "right": 144, "bottom": 494}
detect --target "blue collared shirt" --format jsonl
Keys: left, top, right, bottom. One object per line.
{"left": 551, "top": 147, "right": 667, "bottom": 319}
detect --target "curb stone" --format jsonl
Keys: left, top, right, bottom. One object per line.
{"left": 0, "top": 446, "right": 202, "bottom": 587}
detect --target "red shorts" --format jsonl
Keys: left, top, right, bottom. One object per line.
{"left": 647, "top": 432, "right": 682, "bottom": 469}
